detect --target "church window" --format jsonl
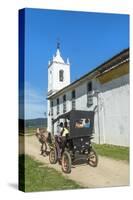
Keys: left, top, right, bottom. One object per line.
{"left": 72, "top": 90, "right": 76, "bottom": 99}
{"left": 59, "top": 70, "right": 64, "bottom": 82}
{"left": 63, "top": 94, "right": 66, "bottom": 113}
{"left": 87, "top": 82, "right": 92, "bottom": 92}
{"left": 50, "top": 101, "right": 53, "bottom": 116}
{"left": 57, "top": 98, "right": 60, "bottom": 114}
{"left": 71, "top": 90, "right": 76, "bottom": 110}
{"left": 87, "top": 82, "right": 93, "bottom": 106}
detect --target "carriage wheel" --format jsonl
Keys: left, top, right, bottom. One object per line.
{"left": 87, "top": 148, "right": 98, "bottom": 167}
{"left": 49, "top": 148, "right": 57, "bottom": 164}
{"left": 61, "top": 151, "right": 71, "bottom": 173}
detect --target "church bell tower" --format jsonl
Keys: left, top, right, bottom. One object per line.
{"left": 47, "top": 43, "right": 70, "bottom": 132}
{"left": 48, "top": 43, "right": 70, "bottom": 97}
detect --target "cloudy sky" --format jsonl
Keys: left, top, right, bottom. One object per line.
{"left": 19, "top": 8, "right": 129, "bottom": 119}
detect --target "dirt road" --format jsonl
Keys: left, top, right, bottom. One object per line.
{"left": 19, "top": 135, "right": 129, "bottom": 188}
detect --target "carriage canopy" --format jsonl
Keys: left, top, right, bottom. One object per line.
{"left": 52, "top": 110, "right": 95, "bottom": 138}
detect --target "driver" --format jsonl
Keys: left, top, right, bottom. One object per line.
{"left": 60, "top": 121, "right": 69, "bottom": 153}
{"left": 61, "top": 121, "right": 69, "bottom": 137}
{"left": 55, "top": 121, "right": 69, "bottom": 164}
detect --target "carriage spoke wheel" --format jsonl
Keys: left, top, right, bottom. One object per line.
{"left": 61, "top": 151, "right": 71, "bottom": 173}
{"left": 87, "top": 148, "right": 98, "bottom": 167}
{"left": 49, "top": 148, "right": 57, "bottom": 164}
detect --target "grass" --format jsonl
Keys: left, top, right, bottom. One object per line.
{"left": 25, "top": 127, "right": 47, "bottom": 135}
{"left": 25, "top": 128, "right": 37, "bottom": 135}
{"left": 19, "top": 127, "right": 45, "bottom": 136}
{"left": 19, "top": 128, "right": 36, "bottom": 136}
{"left": 93, "top": 143, "right": 129, "bottom": 162}
{"left": 19, "top": 155, "right": 83, "bottom": 192}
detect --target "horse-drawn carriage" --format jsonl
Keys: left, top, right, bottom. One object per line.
{"left": 49, "top": 110, "right": 98, "bottom": 173}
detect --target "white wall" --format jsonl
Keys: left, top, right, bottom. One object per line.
{"left": 48, "top": 74, "right": 129, "bottom": 146}
{"left": 100, "top": 74, "right": 129, "bottom": 146}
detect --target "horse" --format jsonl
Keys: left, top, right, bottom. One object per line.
{"left": 36, "top": 128, "right": 54, "bottom": 156}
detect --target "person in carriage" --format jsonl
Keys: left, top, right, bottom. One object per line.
{"left": 54, "top": 121, "right": 69, "bottom": 163}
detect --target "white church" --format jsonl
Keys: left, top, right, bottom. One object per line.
{"left": 47, "top": 44, "right": 129, "bottom": 147}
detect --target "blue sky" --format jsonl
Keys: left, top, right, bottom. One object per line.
{"left": 23, "top": 8, "right": 129, "bottom": 119}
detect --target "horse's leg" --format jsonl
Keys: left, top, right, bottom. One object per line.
{"left": 40, "top": 143, "right": 43, "bottom": 155}
{"left": 40, "top": 142, "right": 47, "bottom": 156}
{"left": 43, "top": 142, "right": 47, "bottom": 156}
{"left": 45, "top": 142, "right": 47, "bottom": 154}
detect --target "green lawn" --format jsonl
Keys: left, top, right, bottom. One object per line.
{"left": 93, "top": 143, "right": 129, "bottom": 162}
{"left": 19, "top": 128, "right": 36, "bottom": 136}
{"left": 19, "top": 155, "right": 83, "bottom": 192}
{"left": 25, "top": 128, "right": 37, "bottom": 135}
{"left": 25, "top": 127, "right": 47, "bottom": 135}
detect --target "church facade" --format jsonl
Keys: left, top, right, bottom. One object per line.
{"left": 47, "top": 46, "right": 129, "bottom": 147}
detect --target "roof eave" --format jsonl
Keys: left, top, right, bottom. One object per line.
{"left": 47, "top": 48, "right": 129, "bottom": 100}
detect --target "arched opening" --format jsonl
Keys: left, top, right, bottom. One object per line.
{"left": 59, "top": 70, "right": 64, "bottom": 82}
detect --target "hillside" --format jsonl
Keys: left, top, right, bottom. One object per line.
{"left": 19, "top": 118, "right": 47, "bottom": 131}
{"left": 25, "top": 118, "right": 47, "bottom": 128}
